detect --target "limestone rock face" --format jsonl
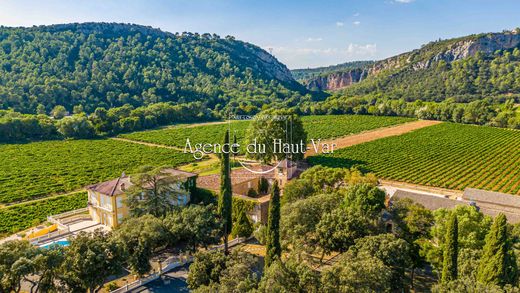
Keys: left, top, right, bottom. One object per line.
{"left": 248, "top": 47, "right": 296, "bottom": 84}
{"left": 301, "top": 30, "right": 520, "bottom": 91}
{"left": 303, "top": 68, "right": 368, "bottom": 91}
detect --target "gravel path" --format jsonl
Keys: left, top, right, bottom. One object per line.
{"left": 305, "top": 120, "right": 442, "bottom": 157}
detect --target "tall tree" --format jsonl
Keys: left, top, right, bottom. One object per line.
{"left": 316, "top": 207, "right": 373, "bottom": 263}
{"left": 265, "top": 180, "right": 281, "bottom": 269}
{"left": 218, "top": 130, "right": 233, "bottom": 254}
{"left": 245, "top": 109, "right": 307, "bottom": 163}
{"left": 50, "top": 105, "right": 67, "bottom": 119}
{"left": 163, "top": 204, "right": 222, "bottom": 252}
{"left": 113, "top": 215, "right": 167, "bottom": 277}
{"left": 389, "top": 198, "right": 434, "bottom": 290}
{"left": 0, "top": 240, "right": 38, "bottom": 293}
{"left": 60, "top": 230, "right": 123, "bottom": 293}
{"left": 126, "top": 166, "right": 183, "bottom": 218}
{"left": 477, "top": 213, "right": 518, "bottom": 286}
{"left": 441, "top": 214, "right": 458, "bottom": 283}
{"left": 231, "top": 206, "right": 253, "bottom": 238}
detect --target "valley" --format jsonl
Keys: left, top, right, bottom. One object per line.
{"left": 1, "top": 15, "right": 520, "bottom": 293}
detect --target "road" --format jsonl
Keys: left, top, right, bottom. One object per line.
{"left": 128, "top": 264, "right": 189, "bottom": 293}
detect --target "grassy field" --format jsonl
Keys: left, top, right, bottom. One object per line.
{"left": 309, "top": 123, "right": 520, "bottom": 195}
{"left": 0, "top": 192, "right": 87, "bottom": 236}
{"left": 119, "top": 115, "right": 415, "bottom": 147}
{"left": 0, "top": 139, "right": 194, "bottom": 204}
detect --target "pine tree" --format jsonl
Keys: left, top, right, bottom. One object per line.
{"left": 265, "top": 180, "right": 281, "bottom": 269}
{"left": 218, "top": 130, "right": 232, "bottom": 254}
{"left": 441, "top": 214, "right": 458, "bottom": 283}
{"left": 477, "top": 213, "right": 517, "bottom": 286}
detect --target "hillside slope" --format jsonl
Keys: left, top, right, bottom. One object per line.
{"left": 0, "top": 23, "right": 307, "bottom": 114}
{"left": 300, "top": 29, "right": 520, "bottom": 100}
{"left": 291, "top": 60, "right": 373, "bottom": 81}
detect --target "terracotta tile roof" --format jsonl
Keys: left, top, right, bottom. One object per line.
{"left": 87, "top": 176, "right": 133, "bottom": 196}
{"left": 197, "top": 166, "right": 276, "bottom": 192}
{"left": 87, "top": 168, "right": 195, "bottom": 196}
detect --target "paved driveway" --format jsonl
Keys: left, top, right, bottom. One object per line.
{"left": 129, "top": 264, "right": 189, "bottom": 293}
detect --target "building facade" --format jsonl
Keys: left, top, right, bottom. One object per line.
{"left": 87, "top": 169, "right": 197, "bottom": 228}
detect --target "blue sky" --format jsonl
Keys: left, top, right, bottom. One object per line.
{"left": 1, "top": 0, "right": 520, "bottom": 68}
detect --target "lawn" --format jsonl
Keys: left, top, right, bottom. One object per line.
{"left": 0, "top": 139, "right": 194, "bottom": 204}
{"left": 309, "top": 123, "right": 520, "bottom": 195}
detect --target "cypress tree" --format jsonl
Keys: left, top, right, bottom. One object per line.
{"left": 265, "top": 180, "right": 281, "bottom": 269}
{"left": 231, "top": 207, "right": 253, "bottom": 238}
{"left": 477, "top": 213, "right": 517, "bottom": 286}
{"left": 218, "top": 130, "right": 232, "bottom": 254}
{"left": 441, "top": 214, "right": 458, "bottom": 283}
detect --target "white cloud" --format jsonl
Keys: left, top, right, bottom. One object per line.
{"left": 306, "top": 37, "right": 323, "bottom": 42}
{"left": 353, "top": 12, "right": 360, "bottom": 17}
{"left": 346, "top": 43, "right": 377, "bottom": 55}
{"left": 394, "top": 0, "right": 415, "bottom": 3}
{"left": 336, "top": 21, "right": 344, "bottom": 27}
{"left": 266, "top": 43, "right": 377, "bottom": 68}
{"left": 353, "top": 21, "right": 361, "bottom": 26}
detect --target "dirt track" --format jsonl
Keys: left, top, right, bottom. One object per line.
{"left": 305, "top": 120, "right": 442, "bottom": 157}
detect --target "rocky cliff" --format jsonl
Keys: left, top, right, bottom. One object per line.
{"left": 299, "top": 29, "right": 520, "bottom": 91}
{"left": 304, "top": 68, "right": 368, "bottom": 91}
{"left": 372, "top": 30, "right": 520, "bottom": 74}
{"left": 247, "top": 45, "right": 296, "bottom": 85}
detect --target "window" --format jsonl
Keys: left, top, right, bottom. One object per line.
{"left": 117, "top": 196, "right": 123, "bottom": 208}
{"left": 117, "top": 213, "right": 124, "bottom": 224}
{"left": 89, "top": 192, "right": 98, "bottom": 205}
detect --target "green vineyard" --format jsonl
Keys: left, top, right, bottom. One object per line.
{"left": 120, "top": 115, "right": 415, "bottom": 147}
{"left": 120, "top": 121, "right": 250, "bottom": 148}
{"left": 0, "top": 192, "right": 87, "bottom": 236}
{"left": 0, "top": 139, "right": 194, "bottom": 204}
{"left": 302, "top": 115, "right": 414, "bottom": 139}
{"left": 309, "top": 123, "right": 520, "bottom": 195}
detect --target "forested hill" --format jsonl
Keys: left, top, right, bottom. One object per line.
{"left": 0, "top": 22, "right": 308, "bottom": 114}
{"left": 300, "top": 29, "right": 520, "bottom": 101}
{"left": 291, "top": 61, "right": 374, "bottom": 81}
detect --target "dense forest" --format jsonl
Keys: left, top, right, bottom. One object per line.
{"left": 0, "top": 23, "right": 310, "bottom": 115}
{"left": 291, "top": 60, "right": 374, "bottom": 81}
{"left": 341, "top": 48, "right": 520, "bottom": 102}
{"left": 2, "top": 24, "right": 520, "bottom": 143}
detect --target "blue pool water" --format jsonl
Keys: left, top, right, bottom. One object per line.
{"left": 39, "top": 239, "right": 70, "bottom": 249}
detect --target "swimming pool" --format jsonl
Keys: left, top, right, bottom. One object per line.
{"left": 39, "top": 239, "right": 70, "bottom": 249}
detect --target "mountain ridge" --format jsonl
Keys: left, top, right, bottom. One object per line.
{"left": 0, "top": 22, "right": 306, "bottom": 114}
{"left": 296, "top": 29, "right": 520, "bottom": 92}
